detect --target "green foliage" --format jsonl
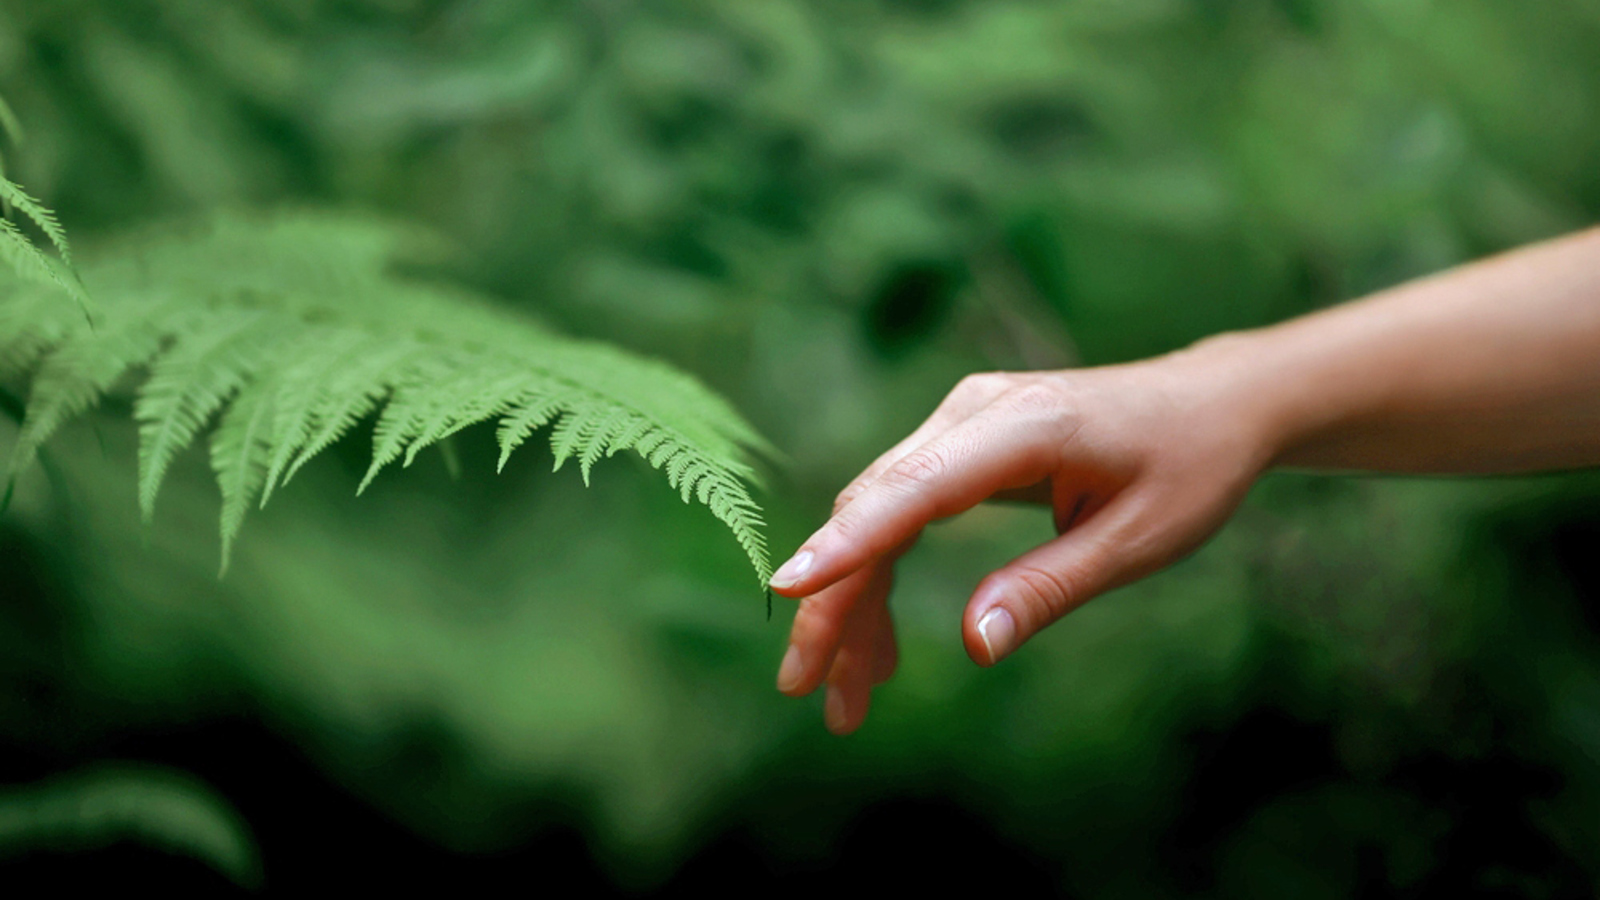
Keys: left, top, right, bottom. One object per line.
{"left": 0, "top": 212, "right": 771, "bottom": 581}
{"left": 0, "top": 766, "right": 261, "bottom": 888}
{"left": 0, "top": 94, "right": 86, "bottom": 312}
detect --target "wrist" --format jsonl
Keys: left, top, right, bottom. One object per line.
{"left": 1160, "top": 327, "right": 1323, "bottom": 472}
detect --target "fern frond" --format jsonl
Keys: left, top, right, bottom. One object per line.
{"left": 136, "top": 311, "right": 285, "bottom": 521}
{"left": 549, "top": 398, "right": 617, "bottom": 482}
{"left": 0, "top": 218, "right": 54, "bottom": 283}
{"left": 495, "top": 392, "right": 565, "bottom": 471}
{"left": 210, "top": 374, "right": 277, "bottom": 574}
{"left": 1, "top": 211, "right": 773, "bottom": 584}
{"left": 0, "top": 177, "right": 88, "bottom": 315}
{"left": 0, "top": 178, "right": 71, "bottom": 268}
{"left": 397, "top": 366, "right": 532, "bottom": 469}
{"left": 273, "top": 338, "right": 424, "bottom": 494}
{"left": 253, "top": 328, "right": 365, "bottom": 505}
{"left": 0, "top": 266, "right": 79, "bottom": 377}
{"left": 0, "top": 217, "right": 85, "bottom": 308}
{"left": 4, "top": 308, "right": 175, "bottom": 477}
{"left": 0, "top": 94, "right": 89, "bottom": 315}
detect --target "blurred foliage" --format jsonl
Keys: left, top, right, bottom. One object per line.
{"left": 2, "top": 0, "right": 1600, "bottom": 893}
{"left": 0, "top": 765, "right": 260, "bottom": 888}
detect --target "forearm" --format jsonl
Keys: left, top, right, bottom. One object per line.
{"left": 1189, "top": 227, "right": 1600, "bottom": 474}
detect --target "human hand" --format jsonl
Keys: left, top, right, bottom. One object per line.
{"left": 769, "top": 347, "right": 1279, "bottom": 734}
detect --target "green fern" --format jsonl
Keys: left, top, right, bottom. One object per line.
{"left": 0, "top": 93, "right": 88, "bottom": 312}
{"left": 0, "top": 212, "right": 773, "bottom": 582}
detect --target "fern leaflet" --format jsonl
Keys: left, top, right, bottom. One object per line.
{"left": 0, "top": 178, "right": 71, "bottom": 268}
{"left": 0, "top": 93, "right": 90, "bottom": 314}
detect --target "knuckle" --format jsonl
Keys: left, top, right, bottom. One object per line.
{"left": 952, "top": 371, "right": 1009, "bottom": 401}
{"left": 954, "top": 372, "right": 994, "bottom": 393}
{"left": 1002, "top": 381, "right": 1084, "bottom": 449}
{"left": 832, "top": 482, "right": 866, "bottom": 516}
{"left": 1003, "top": 564, "right": 1080, "bottom": 622}
{"left": 825, "top": 506, "right": 872, "bottom": 546}
{"left": 886, "top": 445, "right": 950, "bottom": 491}
{"left": 1002, "top": 382, "right": 1061, "bottom": 415}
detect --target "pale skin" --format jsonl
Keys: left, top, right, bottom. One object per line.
{"left": 769, "top": 225, "right": 1600, "bottom": 735}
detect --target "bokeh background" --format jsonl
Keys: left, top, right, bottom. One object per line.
{"left": 3, "top": 0, "right": 1600, "bottom": 894}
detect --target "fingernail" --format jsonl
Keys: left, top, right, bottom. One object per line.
{"left": 777, "top": 645, "right": 804, "bottom": 692}
{"left": 769, "top": 549, "right": 813, "bottom": 590}
{"left": 824, "top": 685, "right": 848, "bottom": 734}
{"left": 977, "top": 606, "right": 1017, "bottom": 665}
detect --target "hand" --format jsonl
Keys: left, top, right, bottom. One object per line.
{"left": 771, "top": 226, "right": 1600, "bottom": 734}
{"left": 769, "top": 349, "right": 1277, "bottom": 735}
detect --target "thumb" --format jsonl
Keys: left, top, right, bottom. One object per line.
{"left": 962, "top": 490, "right": 1161, "bottom": 666}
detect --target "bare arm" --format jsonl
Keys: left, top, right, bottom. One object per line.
{"left": 770, "top": 226, "right": 1600, "bottom": 735}
{"left": 1227, "top": 226, "right": 1600, "bottom": 473}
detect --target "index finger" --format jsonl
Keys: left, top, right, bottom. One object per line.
{"left": 770, "top": 389, "right": 1078, "bottom": 596}
{"left": 829, "top": 373, "right": 1016, "bottom": 514}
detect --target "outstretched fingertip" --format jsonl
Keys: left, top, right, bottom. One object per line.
{"left": 974, "top": 605, "right": 1018, "bottom": 666}
{"left": 768, "top": 548, "right": 814, "bottom": 594}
